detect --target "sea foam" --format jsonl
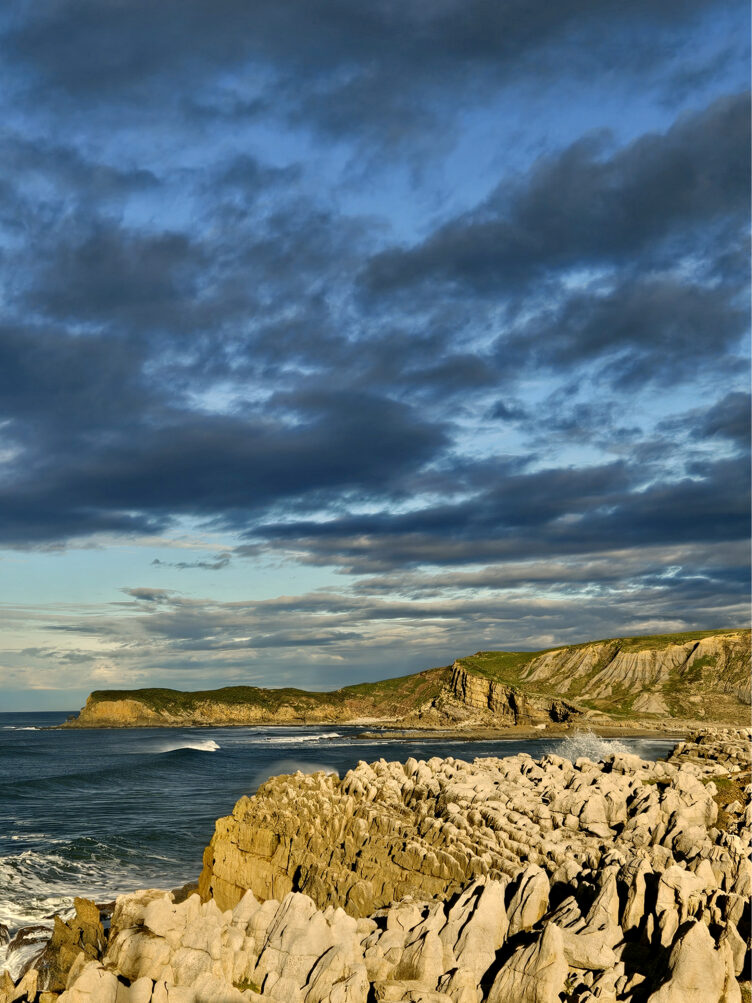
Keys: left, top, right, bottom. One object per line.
{"left": 552, "top": 730, "right": 629, "bottom": 763}
{"left": 154, "top": 738, "right": 221, "bottom": 753}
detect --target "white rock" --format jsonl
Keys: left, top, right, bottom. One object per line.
{"left": 487, "top": 924, "right": 567, "bottom": 1003}
{"left": 506, "top": 865, "right": 549, "bottom": 936}
{"left": 58, "top": 961, "right": 119, "bottom": 1003}
{"left": 646, "top": 921, "right": 729, "bottom": 1003}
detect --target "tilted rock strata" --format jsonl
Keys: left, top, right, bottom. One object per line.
{"left": 64, "top": 630, "right": 751, "bottom": 728}
{"left": 519, "top": 632, "right": 750, "bottom": 709}
{"left": 669, "top": 728, "right": 752, "bottom": 772}
{"left": 199, "top": 730, "right": 751, "bottom": 920}
{"left": 5, "top": 728, "right": 750, "bottom": 1002}
{"left": 441, "top": 662, "right": 578, "bottom": 726}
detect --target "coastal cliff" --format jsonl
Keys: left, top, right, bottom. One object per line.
{"left": 64, "top": 629, "right": 751, "bottom": 730}
{"left": 6, "top": 727, "right": 750, "bottom": 1002}
{"left": 443, "top": 661, "right": 577, "bottom": 725}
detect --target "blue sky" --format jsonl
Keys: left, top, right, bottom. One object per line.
{"left": 0, "top": 0, "right": 749, "bottom": 709}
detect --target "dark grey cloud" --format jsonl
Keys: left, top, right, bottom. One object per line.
{"left": 0, "top": 132, "right": 158, "bottom": 204}
{"left": 348, "top": 542, "right": 749, "bottom": 599}
{"left": 123, "top": 588, "right": 176, "bottom": 603}
{"left": 32, "top": 228, "right": 202, "bottom": 329}
{"left": 0, "top": 0, "right": 748, "bottom": 705}
{"left": 696, "top": 391, "right": 751, "bottom": 447}
{"left": 490, "top": 400, "right": 528, "bottom": 422}
{"left": 249, "top": 451, "right": 749, "bottom": 573}
{"left": 0, "top": 385, "right": 447, "bottom": 544}
{"left": 0, "top": 91, "right": 745, "bottom": 577}
{"left": 501, "top": 274, "right": 749, "bottom": 386}
{"left": 364, "top": 92, "right": 749, "bottom": 295}
{"left": 7, "top": 0, "right": 730, "bottom": 149}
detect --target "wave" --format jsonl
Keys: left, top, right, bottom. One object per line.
{"left": 1, "top": 726, "right": 38, "bottom": 731}
{"left": 249, "top": 759, "right": 340, "bottom": 791}
{"left": 153, "top": 739, "right": 221, "bottom": 754}
{"left": 261, "top": 732, "right": 342, "bottom": 745}
{"left": 0, "top": 835, "right": 188, "bottom": 936}
{"left": 550, "top": 730, "right": 629, "bottom": 763}
{"left": 0, "top": 921, "right": 57, "bottom": 981}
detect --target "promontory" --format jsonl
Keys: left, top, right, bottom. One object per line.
{"left": 63, "top": 629, "right": 750, "bottom": 731}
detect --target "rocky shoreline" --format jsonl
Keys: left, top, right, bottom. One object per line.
{"left": 354, "top": 725, "right": 688, "bottom": 741}
{"left": 1, "top": 727, "right": 749, "bottom": 1002}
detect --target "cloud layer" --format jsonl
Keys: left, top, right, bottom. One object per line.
{"left": 0, "top": 1, "right": 748, "bottom": 702}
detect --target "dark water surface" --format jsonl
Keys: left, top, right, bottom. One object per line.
{"left": 0, "top": 710, "right": 676, "bottom": 939}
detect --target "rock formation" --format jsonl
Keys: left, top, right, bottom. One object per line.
{"left": 198, "top": 729, "right": 751, "bottom": 917}
{"left": 3, "top": 727, "right": 750, "bottom": 1002}
{"left": 63, "top": 629, "right": 750, "bottom": 729}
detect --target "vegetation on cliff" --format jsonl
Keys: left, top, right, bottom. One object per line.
{"left": 67, "top": 628, "right": 750, "bottom": 728}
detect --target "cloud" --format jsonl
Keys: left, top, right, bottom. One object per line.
{"left": 152, "top": 553, "right": 232, "bottom": 571}
{"left": 7, "top": 0, "right": 729, "bottom": 151}
{"left": 501, "top": 274, "right": 749, "bottom": 386}
{"left": 0, "top": 385, "right": 447, "bottom": 544}
{"left": 696, "top": 391, "right": 751, "bottom": 447}
{"left": 248, "top": 451, "right": 749, "bottom": 572}
{"left": 0, "top": 2, "right": 748, "bottom": 701}
{"left": 122, "top": 587, "right": 176, "bottom": 603}
{"left": 363, "top": 92, "right": 750, "bottom": 296}
{"left": 4, "top": 544, "right": 746, "bottom": 695}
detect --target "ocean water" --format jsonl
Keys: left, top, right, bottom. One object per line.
{"left": 0, "top": 711, "right": 676, "bottom": 942}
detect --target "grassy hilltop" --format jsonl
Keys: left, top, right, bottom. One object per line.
{"left": 71, "top": 627, "right": 750, "bottom": 728}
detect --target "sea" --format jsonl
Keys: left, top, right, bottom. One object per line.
{"left": 0, "top": 710, "right": 676, "bottom": 965}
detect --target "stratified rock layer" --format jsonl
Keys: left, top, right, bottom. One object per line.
{"left": 5, "top": 728, "right": 750, "bottom": 1003}
{"left": 198, "top": 729, "right": 751, "bottom": 919}
{"left": 65, "top": 629, "right": 751, "bottom": 728}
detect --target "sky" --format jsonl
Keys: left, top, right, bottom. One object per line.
{"left": 0, "top": 1, "right": 749, "bottom": 710}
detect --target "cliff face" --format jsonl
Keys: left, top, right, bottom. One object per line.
{"left": 517, "top": 631, "right": 750, "bottom": 718}
{"left": 64, "top": 628, "right": 750, "bottom": 728}
{"left": 70, "top": 694, "right": 341, "bottom": 728}
{"left": 72, "top": 697, "right": 166, "bottom": 726}
{"left": 445, "top": 661, "right": 577, "bottom": 725}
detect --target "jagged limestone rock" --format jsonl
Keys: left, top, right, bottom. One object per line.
{"left": 646, "top": 920, "right": 740, "bottom": 1003}
{"left": 486, "top": 923, "right": 567, "bottom": 1003}
{"left": 22, "top": 898, "right": 106, "bottom": 993}
{"left": 12, "top": 729, "right": 752, "bottom": 1003}
{"left": 199, "top": 730, "right": 750, "bottom": 920}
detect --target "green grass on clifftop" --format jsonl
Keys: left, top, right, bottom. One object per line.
{"left": 87, "top": 666, "right": 449, "bottom": 717}
{"left": 456, "top": 628, "right": 749, "bottom": 721}
{"left": 83, "top": 628, "right": 749, "bottom": 723}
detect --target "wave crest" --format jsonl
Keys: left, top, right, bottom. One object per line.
{"left": 262, "top": 732, "right": 342, "bottom": 745}
{"left": 552, "top": 730, "right": 629, "bottom": 763}
{"left": 155, "top": 739, "right": 220, "bottom": 753}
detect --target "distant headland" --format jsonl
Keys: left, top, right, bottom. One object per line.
{"left": 63, "top": 629, "right": 750, "bottom": 731}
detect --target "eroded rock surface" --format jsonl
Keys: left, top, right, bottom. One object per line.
{"left": 199, "top": 729, "right": 751, "bottom": 920}
{"left": 3, "top": 727, "right": 750, "bottom": 1002}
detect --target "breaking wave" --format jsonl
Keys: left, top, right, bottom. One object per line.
{"left": 153, "top": 739, "right": 221, "bottom": 753}
{"left": 261, "top": 732, "right": 342, "bottom": 745}
{"left": 552, "top": 730, "right": 630, "bottom": 763}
